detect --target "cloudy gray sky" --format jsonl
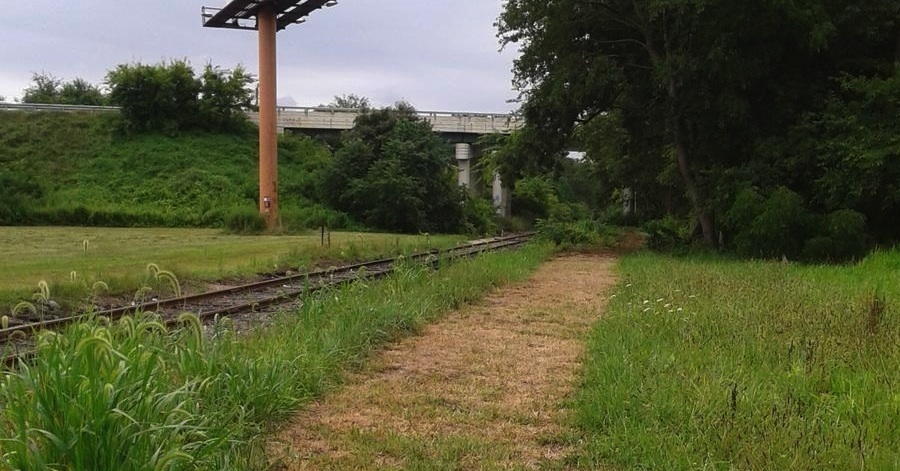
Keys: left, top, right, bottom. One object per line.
{"left": 1, "top": 0, "right": 520, "bottom": 112}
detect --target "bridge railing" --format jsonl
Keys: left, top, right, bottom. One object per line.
{"left": 0, "top": 102, "right": 121, "bottom": 113}
{"left": 1, "top": 102, "right": 523, "bottom": 132}
{"left": 273, "top": 106, "right": 523, "bottom": 133}
{"left": 275, "top": 105, "right": 518, "bottom": 121}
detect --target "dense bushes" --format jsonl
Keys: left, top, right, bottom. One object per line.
{"left": 0, "top": 171, "right": 43, "bottom": 224}
{"left": 223, "top": 207, "right": 267, "bottom": 234}
{"left": 719, "top": 187, "right": 869, "bottom": 261}
{"left": 106, "top": 61, "right": 254, "bottom": 134}
{"left": 323, "top": 107, "right": 464, "bottom": 233}
{"left": 461, "top": 194, "right": 499, "bottom": 236}
{"left": 536, "top": 219, "right": 617, "bottom": 248}
{"left": 643, "top": 217, "right": 690, "bottom": 252}
{"left": 21, "top": 73, "right": 106, "bottom": 106}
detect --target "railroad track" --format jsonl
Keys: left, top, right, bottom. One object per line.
{"left": 1, "top": 232, "right": 533, "bottom": 363}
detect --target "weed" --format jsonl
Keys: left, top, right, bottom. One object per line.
{"left": 864, "top": 291, "right": 886, "bottom": 335}
{"left": 572, "top": 250, "right": 900, "bottom": 470}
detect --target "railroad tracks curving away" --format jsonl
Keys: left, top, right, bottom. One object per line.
{"left": 1, "top": 232, "right": 533, "bottom": 365}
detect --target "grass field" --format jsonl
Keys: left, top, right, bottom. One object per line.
{"left": 0, "top": 226, "right": 466, "bottom": 310}
{"left": 572, "top": 249, "right": 900, "bottom": 470}
{"left": 0, "top": 241, "right": 555, "bottom": 471}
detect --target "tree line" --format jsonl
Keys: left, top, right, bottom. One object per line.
{"left": 16, "top": 60, "right": 255, "bottom": 134}
{"left": 496, "top": 0, "right": 900, "bottom": 260}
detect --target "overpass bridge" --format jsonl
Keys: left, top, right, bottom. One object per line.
{"left": 247, "top": 106, "right": 522, "bottom": 139}
{"left": 248, "top": 106, "right": 521, "bottom": 214}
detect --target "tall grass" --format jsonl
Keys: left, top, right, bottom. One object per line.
{"left": 572, "top": 249, "right": 900, "bottom": 470}
{"left": 0, "top": 242, "right": 554, "bottom": 470}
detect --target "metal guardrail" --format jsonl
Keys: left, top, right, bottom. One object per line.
{"left": 269, "top": 106, "right": 523, "bottom": 134}
{"left": 0, "top": 102, "right": 120, "bottom": 113}
{"left": 276, "top": 105, "right": 519, "bottom": 121}
{"left": 0, "top": 102, "right": 519, "bottom": 122}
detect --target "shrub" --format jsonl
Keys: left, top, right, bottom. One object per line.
{"left": 802, "top": 209, "right": 868, "bottom": 262}
{"left": 536, "top": 219, "right": 616, "bottom": 248}
{"left": 747, "top": 187, "right": 812, "bottom": 258}
{"left": 223, "top": 206, "right": 266, "bottom": 234}
{"left": 279, "top": 204, "right": 357, "bottom": 232}
{"left": 497, "top": 216, "right": 531, "bottom": 233}
{"left": 511, "top": 176, "right": 558, "bottom": 222}
{"left": 724, "top": 187, "right": 813, "bottom": 258}
{"left": 461, "top": 195, "right": 499, "bottom": 236}
{"left": 824, "top": 209, "right": 868, "bottom": 261}
{"left": 643, "top": 216, "right": 690, "bottom": 251}
{"left": 106, "top": 60, "right": 253, "bottom": 134}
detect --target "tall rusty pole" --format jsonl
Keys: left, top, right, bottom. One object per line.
{"left": 203, "top": 0, "right": 337, "bottom": 231}
{"left": 257, "top": 4, "right": 278, "bottom": 230}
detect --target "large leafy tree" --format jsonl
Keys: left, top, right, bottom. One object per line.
{"left": 498, "top": 0, "right": 899, "bottom": 246}
{"left": 107, "top": 61, "right": 254, "bottom": 134}
{"left": 22, "top": 74, "right": 106, "bottom": 105}
{"left": 323, "top": 105, "right": 463, "bottom": 233}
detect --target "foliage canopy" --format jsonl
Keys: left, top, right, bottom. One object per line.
{"left": 323, "top": 105, "right": 464, "bottom": 233}
{"left": 106, "top": 60, "right": 254, "bottom": 134}
{"left": 498, "top": 0, "right": 900, "bottom": 255}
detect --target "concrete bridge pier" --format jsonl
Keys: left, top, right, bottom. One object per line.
{"left": 492, "top": 173, "right": 511, "bottom": 216}
{"left": 455, "top": 143, "right": 473, "bottom": 188}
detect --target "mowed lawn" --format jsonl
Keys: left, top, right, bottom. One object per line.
{"left": 0, "top": 227, "right": 465, "bottom": 306}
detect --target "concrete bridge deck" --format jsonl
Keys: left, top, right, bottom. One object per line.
{"left": 247, "top": 106, "right": 522, "bottom": 136}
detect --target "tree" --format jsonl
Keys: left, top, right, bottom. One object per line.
{"left": 198, "top": 64, "right": 255, "bottom": 131}
{"left": 22, "top": 73, "right": 105, "bottom": 105}
{"left": 106, "top": 60, "right": 200, "bottom": 133}
{"left": 498, "top": 0, "right": 900, "bottom": 248}
{"left": 59, "top": 78, "right": 106, "bottom": 106}
{"left": 22, "top": 73, "right": 62, "bottom": 104}
{"left": 106, "top": 60, "right": 254, "bottom": 133}
{"left": 323, "top": 104, "right": 462, "bottom": 233}
{"left": 326, "top": 94, "right": 371, "bottom": 110}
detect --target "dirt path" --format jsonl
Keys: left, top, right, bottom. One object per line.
{"left": 271, "top": 253, "right": 618, "bottom": 470}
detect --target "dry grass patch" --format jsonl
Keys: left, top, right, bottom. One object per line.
{"left": 272, "top": 254, "right": 618, "bottom": 470}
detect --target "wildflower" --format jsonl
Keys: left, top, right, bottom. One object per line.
{"left": 643, "top": 300, "right": 649, "bottom": 305}
{"left": 642, "top": 307, "right": 651, "bottom": 313}
{"left": 688, "top": 295, "right": 697, "bottom": 299}
{"left": 655, "top": 298, "right": 664, "bottom": 302}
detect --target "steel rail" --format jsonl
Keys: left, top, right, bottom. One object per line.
{"left": 1, "top": 233, "right": 532, "bottom": 350}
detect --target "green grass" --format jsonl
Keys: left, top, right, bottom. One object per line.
{"left": 571, "top": 249, "right": 900, "bottom": 470}
{"left": 0, "top": 111, "right": 336, "bottom": 227}
{"left": 0, "top": 242, "right": 555, "bottom": 470}
{"left": 0, "top": 226, "right": 466, "bottom": 311}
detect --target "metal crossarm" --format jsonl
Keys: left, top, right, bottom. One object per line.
{"left": 202, "top": 0, "right": 334, "bottom": 31}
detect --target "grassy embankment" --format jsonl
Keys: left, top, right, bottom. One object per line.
{"left": 572, "top": 250, "right": 900, "bottom": 470}
{"left": 0, "top": 226, "right": 465, "bottom": 312}
{"left": 0, "top": 241, "right": 555, "bottom": 470}
{"left": 0, "top": 111, "right": 337, "bottom": 228}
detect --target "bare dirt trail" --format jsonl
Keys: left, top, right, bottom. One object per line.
{"left": 271, "top": 253, "right": 618, "bottom": 470}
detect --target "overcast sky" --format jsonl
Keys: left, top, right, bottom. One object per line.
{"left": 1, "top": 0, "right": 520, "bottom": 113}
